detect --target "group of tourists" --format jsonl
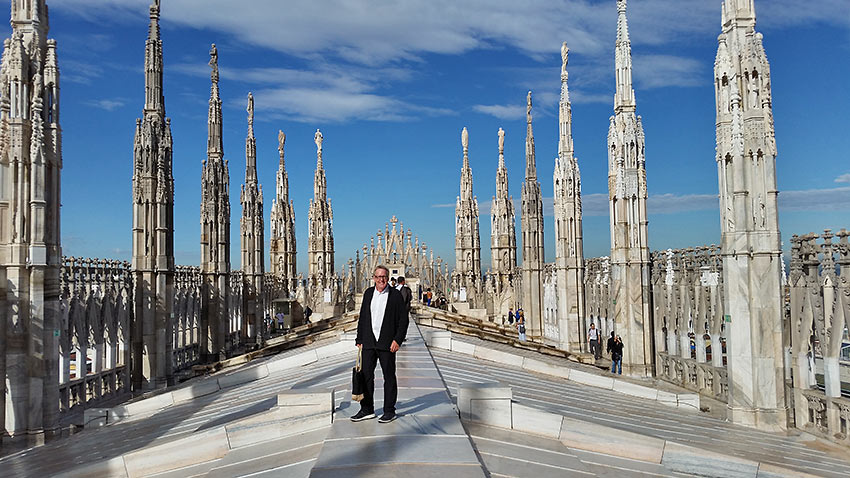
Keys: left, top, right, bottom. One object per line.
{"left": 421, "top": 288, "right": 447, "bottom": 310}
{"left": 507, "top": 307, "right": 527, "bottom": 341}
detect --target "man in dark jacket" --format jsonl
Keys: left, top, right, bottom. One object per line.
{"left": 396, "top": 276, "right": 412, "bottom": 311}
{"left": 352, "top": 265, "right": 409, "bottom": 423}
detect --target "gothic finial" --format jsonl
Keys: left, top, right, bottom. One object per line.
{"left": 462, "top": 127, "right": 469, "bottom": 151}
{"left": 278, "top": 130, "right": 286, "bottom": 152}
{"left": 618, "top": 0, "right": 627, "bottom": 14}
{"left": 526, "top": 91, "right": 533, "bottom": 124}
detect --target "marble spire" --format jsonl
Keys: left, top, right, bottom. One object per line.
{"left": 553, "top": 42, "right": 586, "bottom": 352}
{"left": 715, "top": 0, "right": 787, "bottom": 431}
{"left": 307, "top": 129, "right": 335, "bottom": 296}
{"left": 521, "top": 91, "right": 544, "bottom": 338}
{"left": 490, "top": 127, "right": 517, "bottom": 283}
{"left": 607, "top": 0, "right": 652, "bottom": 376}
{"left": 240, "top": 92, "right": 264, "bottom": 345}
{"left": 200, "top": 43, "right": 231, "bottom": 362}
{"left": 454, "top": 127, "right": 481, "bottom": 302}
{"left": 614, "top": 0, "right": 636, "bottom": 112}
{"left": 0, "top": 0, "right": 63, "bottom": 441}
{"left": 131, "top": 0, "right": 174, "bottom": 390}
{"left": 270, "top": 130, "right": 297, "bottom": 292}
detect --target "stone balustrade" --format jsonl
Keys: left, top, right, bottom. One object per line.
{"left": 651, "top": 246, "right": 728, "bottom": 401}
{"left": 56, "top": 257, "right": 273, "bottom": 419}
{"left": 789, "top": 230, "right": 850, "bottom": 445}
{"left": 59, "top": 257, "right": 133, "bottom": 414}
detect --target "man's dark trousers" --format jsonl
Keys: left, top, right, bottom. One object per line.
{"left": 360, "top": 347, "right": 398, "bottom": 414}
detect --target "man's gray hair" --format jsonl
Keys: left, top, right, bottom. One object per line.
{"left": 374, "top": 265, "right": 390, "bottom": 276}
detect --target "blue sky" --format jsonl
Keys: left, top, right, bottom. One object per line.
{"left": 20, "top": 0, "right": 850, "bottom": 273}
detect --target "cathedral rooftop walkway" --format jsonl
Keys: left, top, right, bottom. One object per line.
{"left": 2, "top": 312, "right": 849, "bottom": 477}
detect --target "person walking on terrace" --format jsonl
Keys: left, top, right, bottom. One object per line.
{"left": 610, "top": 335, "right": 624, "bottom": 374}
{"left": 352, "top": 265, "right": 409, "bottom": 424}
{"left": 588, "top": 323, "right": 601, "bottom": 359}
{"left": 517, "top": 315, "right": 527, "bottom": 342}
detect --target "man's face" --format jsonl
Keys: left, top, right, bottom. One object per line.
{"left": 373, "top": 269, "right": 389, "bottom": 291}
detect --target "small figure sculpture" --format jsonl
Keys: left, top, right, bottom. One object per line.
{"left": 461, "top": 127, "right": 469, "bottom": 151}
{"left": 314, "top": 129, "right": 323, "bottom": 152}
{"left": 498, "top": 127, "right": 505, "bottom": 155}
{"left": 209, "top": 44, "right": 218, "bottom": 82}
{"left": 247, "top": 92, "right": 254, "bottom": 127}
{"left": 561, "top": 42, "right": 569, "bottom": 78}
{"left": 278, "top": 130, "right": 286, "bottom": 152}
{"left": 526, "top": 91, "right": 533, "bottom": 123}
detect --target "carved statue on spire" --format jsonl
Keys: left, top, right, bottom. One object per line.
{"left": 314, "top": 129, "right": 323, "bottom": 154}
{"left": 247, "top": 92, "right": 254, "bottom": 128}
{"left": 461, "top": 127, "right": 469, "bottom": 151}
{"left": 526, "top": 91, "right": 533, "bottom": 123}
{"left": 209, "top": 44, "right": 219, "bottom": 83}
{"left": 498, "top": 127, "right": 505, "bottom": 155}
{"left": 278, "top": 130, "right": 286, "bottom": 152}
{"left": 561, "top": 42, "right": 569, "bottom": 78}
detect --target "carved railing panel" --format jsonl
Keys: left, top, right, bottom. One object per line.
{"left": 650, "top": 246, "right": 727, "bottom": 401}
{"left": 173, "top": 265, "right": 201, "bottom": 370}
{"left": 58, "top": 257, "right": 133, "bottom": 414}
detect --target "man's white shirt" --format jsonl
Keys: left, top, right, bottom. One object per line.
{"left": 370, "top": 285, "right": 390, "bottom": 341}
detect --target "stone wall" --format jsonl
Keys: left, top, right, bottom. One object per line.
{"left": 789, "top": 230, "right": 850, "bottom": 446}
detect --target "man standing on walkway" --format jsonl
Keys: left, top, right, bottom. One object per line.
{"left": 610, "top": 335, "right": 624, "bottom": 374}
{"left": 588, "top": 323, "right": 601, "bottom": 359}
{"left": 396, "top": 276, "right": 412, "bottom": 312}
{"left": 352, "top": 265, "right": 409, "bottom": 423}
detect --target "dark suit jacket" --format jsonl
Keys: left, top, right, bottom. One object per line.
{"left": 356, "top": 286, "right": 409, "bottom": 350}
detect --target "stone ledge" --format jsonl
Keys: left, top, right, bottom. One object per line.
{"left": 60, "top": 390, "right": 334, "bottom": 478}
{"left": 456, "top": 384, "right": 814, "bottom": 478}
{"left": 442, "top": 337, "right": 699, "bottom": 411}
{"left": 84, "top": 338, "right": 352, "bottom": 428}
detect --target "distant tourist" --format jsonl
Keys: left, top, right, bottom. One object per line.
{"left": 390, "top": 277, "right": 397, "bottom": 288}
{"left": 588, "top": 323, "right": 601, "bottom": 359}
{"left": 611, "top": 336, "right": 624, "bottom": 374}
{"left": 352, "top": 265, "right": 409, "bottom": 424}
{"left": 507, "top": 307, "right": 515, "bottom": 325}
{"left": 304, "top": 306, "right": 312, "bottom": 324}
{"left": 606, "top": 331, "right": 615, "bottom": 356}
{"left": 424, "top": 289, "right": 433, "bottom": 306}
{"left": 517, "top": 316, "right": 527, "bottom": 342}
{"left": 396, "top": 277, "right": 412, "bottom": 312}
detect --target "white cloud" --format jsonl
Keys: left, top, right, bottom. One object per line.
{"left": 432, "top": 187, "right": 850, "bottom": 217}
{"left": 779, "top": 186, "right": 850, "bottom": 212}
{"left": 86, "top": 99, "right": 126, "bottom": 111}
{"left": 52, "top": 0, "right": 848, "bottom": 67}
{"left": 835, "top": 174, "right": 850, "bottom": 184}
{"left": 472, "top": 104, "right": 526, "bottom": 120}
{"left": 633, "top": 55, "right": 705, "bottom": 89}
